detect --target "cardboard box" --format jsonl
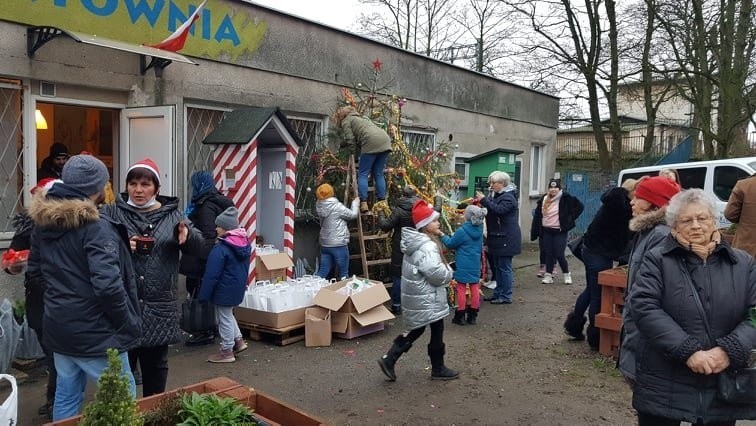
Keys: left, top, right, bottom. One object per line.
{"left": 305, "top": 307, "right": 332, "bottom": 347}
{"left": 233, "top": 306, "right": 307, "bottom": 329}
{"left": 255, "top": 253, "right": 293, "bottom": 283}
{"left": 313, "top": 279, "right": 394, "bottom": 339}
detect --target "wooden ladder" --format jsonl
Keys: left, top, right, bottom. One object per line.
{"left": 345, "top": 155, "right": 391, "bottom": 280}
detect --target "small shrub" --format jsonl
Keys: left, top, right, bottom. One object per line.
{"left": 81, "top": 348, "right": 142, "bottom": 426}
{"left": 141, "top": 392, "right": 184, "bottom": 426}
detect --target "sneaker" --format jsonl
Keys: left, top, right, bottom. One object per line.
{"left": 233, "top": 338, "right": 248, "bottom": 354}
{"left": 482, "top": 280, "right": 497, "bottom": 289}
{"left": 537, "top": 265, "right": 545, "bottom": 278}
{"left": 185, "top": 331, "right": 215, "bottom": 346}
{"left": 563, "top": 272, "right": 573, "bottom": 285}
{"left": 208, "top": 348, "right": 236, "bottom": 363}
{"left": 541, "top": 273, "right": 554, "bottom": 284}
{"left": 490, "top": 298, "right": 512, "bottom": 305}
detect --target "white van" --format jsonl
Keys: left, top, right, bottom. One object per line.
{"left": 618, "top": 157, "right": 756, "bottom": 227}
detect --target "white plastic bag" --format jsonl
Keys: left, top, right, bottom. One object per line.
{"left": 14, "top": 317, "right": 45, "bottom": 360}
{"left": 0, "top": 374, "right": 18, "bottom": 425}
{"left": 0, "top": 300, "right": 22, "bottom": 374}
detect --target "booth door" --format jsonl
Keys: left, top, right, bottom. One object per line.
{"left": 257, "top": 147, "right": 286, "bottom": 250}
{"left": 120, "top": 106, "right": 175, "bottom": 195}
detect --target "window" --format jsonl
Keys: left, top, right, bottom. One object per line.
{"left": 529, "top": 144, "right": 544, "bottom": 195}
{"left": 454, "top": 156, "right": 470, "bottom": 188}
{"left": 289, "top": 117, "right": 325, "bottom": 218}
{"left": 713, "top": 166, "right": 749, "bottom": 201}
{"left": 677, "top": 167, "right": 706, "bottom": 190}
{"left": 401, "top": 130, "right": 435, "bottom": 156}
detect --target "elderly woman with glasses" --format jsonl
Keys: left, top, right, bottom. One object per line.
{"left": 628, "top": 188, "right": 756, "bottom": 426}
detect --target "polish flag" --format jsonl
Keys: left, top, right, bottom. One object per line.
{"left": 149, "top": 0, "right": 207, "bottom": 52}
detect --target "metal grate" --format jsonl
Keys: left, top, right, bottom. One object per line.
{"left": 402, "top": 130, "right": 436, "bottom": 156}
{"left": 0, "top": 80, "right": 24, "bottom": 234}
{"left": 185, "top": 106, "right": 225, "bottom": 184}
{"left": 289, "top": 118, "right": 324, "bottom": 219}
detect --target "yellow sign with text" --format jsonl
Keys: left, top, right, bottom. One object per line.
{"left": 0, "top": 0, "right": 267, "bottom": 62}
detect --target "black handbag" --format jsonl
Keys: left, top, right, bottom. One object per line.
{"left": 567, "top": 235, "right": 584, "bottom": 262}
{"left": 180, "top": 294, "right": 217, "bottom": 334}
{"left": 683, "top": 263, "right": 756, "bottom": 404}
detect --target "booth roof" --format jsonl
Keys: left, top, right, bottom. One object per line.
{"left": 202, "top": 107, "right": 300, "bottom": 146}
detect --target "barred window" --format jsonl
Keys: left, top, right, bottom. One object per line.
{"left": 402, "top": 129, "right": 436, "bottom": 156}
{"left": 289, "top": 117, "right": 325, "bottom": 219}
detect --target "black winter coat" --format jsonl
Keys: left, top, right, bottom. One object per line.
{"left": 582, "top": 187, "right": 633, "bottom": 260}
{"left": 27, "top": 184, "right": 141, "bottom": 357}
{"left": 378, "top": 195, "right": 418, "bottom": 276}
{"left": 480, "top": 188, "right": 521, "bottom": 257}
{"left": 8, "top": 212, "right": 46, "bottom": 332}
{"left": 630, "top": 237, "right": 756, "bottom": 423}
{"left": 101, "top": 194, "right": 203, "bottom": 347}
{"left": 530, "top": 191, "right": 583, "bottom": 240}
{"left": 178, "top": 190, "right": 234, "bottom": 280}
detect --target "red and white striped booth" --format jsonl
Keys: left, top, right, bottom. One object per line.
{"left": 203, "top": 107, "right": 300, "bottom": 284}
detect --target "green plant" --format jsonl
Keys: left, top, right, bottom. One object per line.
{"left": 12, "top": 299, "right": 24, "bottom": 324}
{"left": 178, "top": 392, "right": 256, "bottom": 426}
{"left": 81, "top": 348, "right": 143, "bottom": 425}
{"left": 141, "top": 391, "right": 184, "bottom": 426}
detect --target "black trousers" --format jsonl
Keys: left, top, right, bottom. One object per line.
{"left": 397, "top": 319, "right": 444, "bottom": 349}
{"left": 32, "top": 326, "right": 57, "bottom": 404}
{"left": 129, "top": 345, "right": 169, "bottom": 397}
{"left": 638, "top": 412, "right": 735, "bottom": 426}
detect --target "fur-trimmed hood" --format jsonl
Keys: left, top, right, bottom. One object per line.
{"left": 629, "top": 207, "right": 666, "bottom": 233}
{"left": 28, "top": 185, "right": 99, "bottom": 231}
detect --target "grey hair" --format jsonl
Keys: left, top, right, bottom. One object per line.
{"left": 488, "top": 171, "right": 511, "bottom": 185}
{"left": 665, "top": 188, "right": 718, "bottom": 227}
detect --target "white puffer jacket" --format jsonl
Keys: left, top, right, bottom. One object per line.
{"left": 316, "top": 197, "right": 359, "bottom": 247}
{"left": 400, "top": 227, "right": 452, "bottom": 330}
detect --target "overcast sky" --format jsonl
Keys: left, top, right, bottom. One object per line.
{"left": 247, "top": 0, "right": 373, "bottom": 30}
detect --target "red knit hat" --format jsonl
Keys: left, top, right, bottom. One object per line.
{"left": 412, "top": 199, "right": 439, "bottom": 230}
{"left": 634, "top": 176, "right": 680, "bottom": 208}
{"left": 127, "top": 158, "right": 161, "bottom": 186}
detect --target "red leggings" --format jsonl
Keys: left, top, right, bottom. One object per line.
{"left": 455, "top": 282, "right": 480, "bottom": 311}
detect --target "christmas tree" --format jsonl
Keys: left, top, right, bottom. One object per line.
{"left": 81, "top": 348, "right": 142, "bottom": 426}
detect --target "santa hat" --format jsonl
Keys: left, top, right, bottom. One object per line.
{"left": 31, "top": 177, "right": 61, "bottom": 195}
{"left": 412, "top": 199, "right": 439, "bottom": 230}
{"left": 127, "top": 158, "right": 161, "bottom": 186}
{"left": 634, "top": 176, "right": 680, "bottom": 208}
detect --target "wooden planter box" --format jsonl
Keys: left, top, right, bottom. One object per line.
{"left": 46, "top": 377, "right": 324, "bottom": 426}
{"left": 596, "top": 267, "right": 628, "bottom": 359}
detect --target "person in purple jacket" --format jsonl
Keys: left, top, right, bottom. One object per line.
{"left": 199, "top": 207, "right": 252, "bottom": 363}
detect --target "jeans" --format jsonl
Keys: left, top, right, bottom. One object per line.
{"left": 541, "top": 228, "right": 569, "bottom": 273}
{"left": 316, "top": 245, "right": 350, "bottom": 279}
{"left": 491, "top": 255, "right": 513, "bottom": 302}
{"left": 53, "top": 351, "right": 135, "bottom": 421}
{"left": 216, "top": 306, "right": 242, "bottom": 351}
{"left": 129, "top": 345, "right": 169, "bottom": 397}
{"left": 391, "top": 276, "right": 402, "bottom": 308}
{"left": 358, "top": 151, "right": 390, "bottom": 200}
{"left": 574, "top": 245, "right": 613, "bottom": 326}
{"left": 455, "top": 282, "right": 481, "bottom": 310}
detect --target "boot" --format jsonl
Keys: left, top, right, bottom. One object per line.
{"left": 563, "top": 311, "right": 587, "bottom": 341}
{"left": 428, "top": 344, "right": 459, "bottom": 380}
{"left": 466, "top": 308, "right": 478, "bottom": 325}
{"left": 541, "top": 272, "right": 553, "bottom": 284}
{"left": 451, "top": 310, "right": 466, "bottom": 325}
{"left": 360, "top": 201, "right": 370, "bottom": 213}
{"left": 377, "top": 337, "right": 412, "bottom": 381}
{"left": 586, "top": 325, "right": 600, "bottom": 350}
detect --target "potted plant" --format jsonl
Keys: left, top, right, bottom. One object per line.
{"left": 176, "top": 392, "right": 259, "bottom": 425}
{"left": 80, "top": 348, "right": 142, "bottom": 426}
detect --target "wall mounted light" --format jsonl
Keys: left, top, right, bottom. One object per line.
{"left": 35, "top": 109, "right": 48, "bottom": 130}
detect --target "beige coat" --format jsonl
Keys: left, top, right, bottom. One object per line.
{"left": 724, "top": 176, "right": 756, "bottom": 257}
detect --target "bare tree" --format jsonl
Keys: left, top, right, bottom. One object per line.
{"left": 452, "top": 0, "right": 520, "bottom": 74}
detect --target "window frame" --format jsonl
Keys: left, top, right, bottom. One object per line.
{"left": 529, "top": 144, "right": 545, "bottom": 196}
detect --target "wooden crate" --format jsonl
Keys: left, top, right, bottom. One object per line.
{"left": 238, "top": 321, "right": 305, "bottom": 346}
{"left": 596, "top": 267, "right": 628, "bottom": 358}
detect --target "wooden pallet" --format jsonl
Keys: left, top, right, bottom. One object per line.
{"left": 237, "top": 321, "right": 305, "bottom": 346}
{"left": 596, "top": 267, "right": 628, "bottom": 358}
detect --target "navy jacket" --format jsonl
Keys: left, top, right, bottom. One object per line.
{"left": 199, "top": 228, "right": 252, "bottom": 307}
{"left": 27, "top": 184, "right": 141, "bottom": 357}
{"left": 441, "top": 222, "right": 483, "bottom": 283}
{"left": 179, "top": 189, "right": 234, "bottom": 280}
{"left": 480, "top": 187, "right": 521, "bottom": 257}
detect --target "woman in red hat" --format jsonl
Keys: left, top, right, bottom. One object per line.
{"left": 377, "top": 199, "right": 459, "bottom": 382}
{"left": 618, "top": 175, "right": 681, "bottom": 385}
{"left": 100, "top": 158, "right": 203, "bottom": 397}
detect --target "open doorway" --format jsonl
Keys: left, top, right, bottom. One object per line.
{"left": 35, "top": 102, "right": 118, "bottom": 184}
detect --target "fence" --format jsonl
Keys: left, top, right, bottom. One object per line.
{"left": 561, "top": 170, "right": 617, "bottom": 238}
{"left": 557, "top": 130, "right": 689, "bottom": 161}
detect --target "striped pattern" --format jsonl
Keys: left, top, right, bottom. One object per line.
{"left": 212, "top": 134, "right": 297, "bottom": 284}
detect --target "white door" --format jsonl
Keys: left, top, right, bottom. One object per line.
{"left": 120, "top": 106, "right": 175, "bottom": 195}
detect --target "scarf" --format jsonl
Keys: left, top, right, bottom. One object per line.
{"left": 672, "top": 230, "right": 721, "bottom": 261}
{"left": 127, "top": 196, "right": 159, "bottom": 210}
{"left": 185, "top": 171, "right": 216, "bottom": 217}
{"left": 542, "top": 190, "right": 562, "bottom": 214}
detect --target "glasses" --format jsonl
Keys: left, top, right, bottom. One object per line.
{"left": 677, "top": 215, "right": 713, "bottom": 227}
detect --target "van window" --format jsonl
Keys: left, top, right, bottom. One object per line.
{"left": 713, "top": 166, "right": 750, "bottom": 201}
{"left": 677, "top": 167, "right": 706, "bottom": 189}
